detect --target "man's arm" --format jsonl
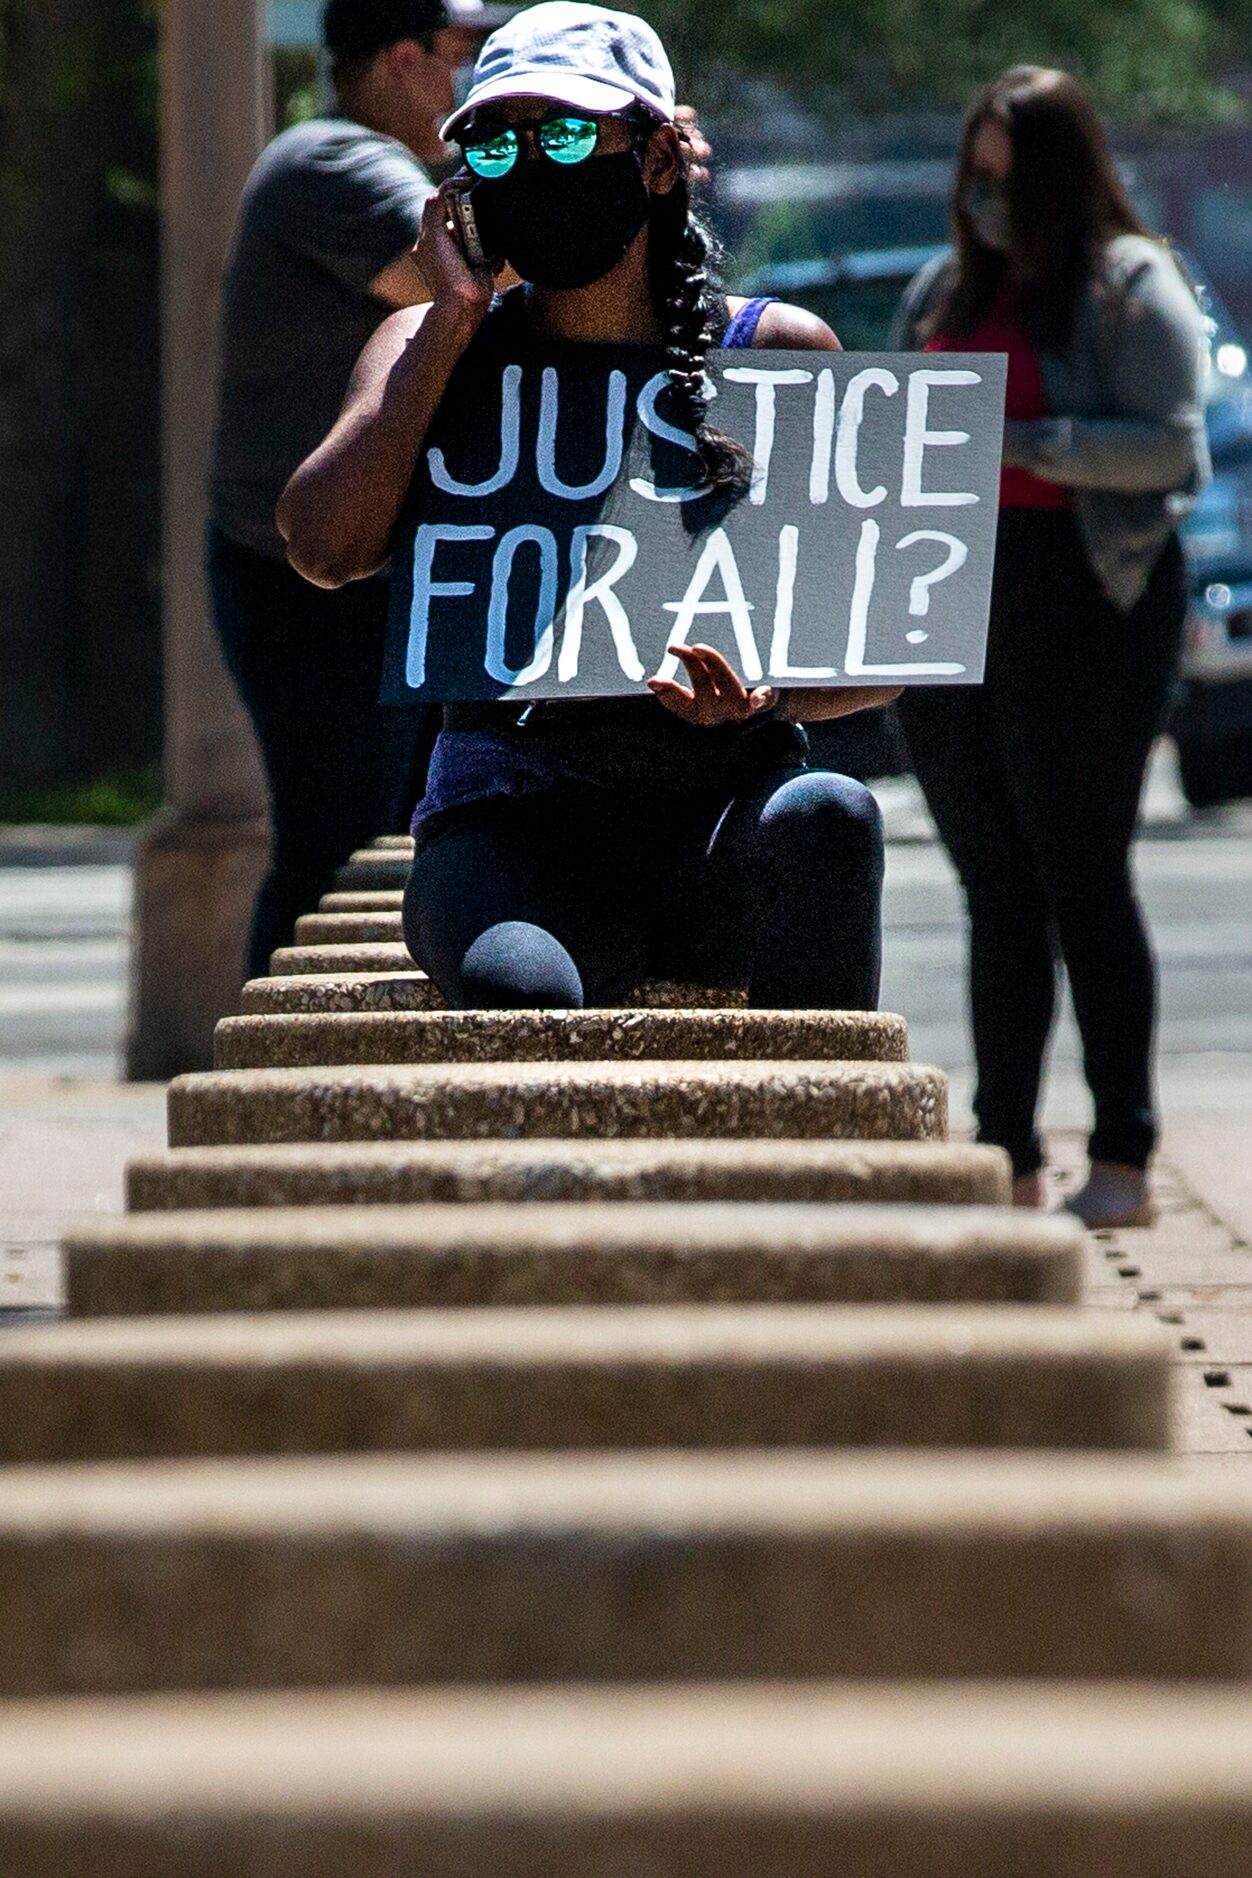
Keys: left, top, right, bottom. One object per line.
{"left": 277, "top": 125, "right": 434, "bottom": 304}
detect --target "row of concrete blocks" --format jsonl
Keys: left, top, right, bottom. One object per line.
{"left": 5, "top": 839, "right": 1252, "bottom": 1870}
{"left": 9, "top": 1682, "right": 1252, "bottom": 1874}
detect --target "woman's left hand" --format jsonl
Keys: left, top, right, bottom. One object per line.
{"left": 648, "top": 644, "right": 778, "bottom": 727}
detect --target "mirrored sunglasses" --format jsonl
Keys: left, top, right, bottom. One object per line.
{"left": 462, "top": 113, "right": 607, "bottom": 179}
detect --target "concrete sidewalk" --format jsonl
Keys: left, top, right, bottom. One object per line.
{"left": 1049, "top": 1127, "right": 1252, "bottom": 1456}
{"left": 0, "top": 1079, "right": 165, "bottom": 1318}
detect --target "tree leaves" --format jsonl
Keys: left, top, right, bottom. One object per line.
{"left": 637, "top": 0, "right": 1252, "bottom": 121}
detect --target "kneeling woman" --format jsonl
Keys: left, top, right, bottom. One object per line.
{"left": 279, "top": 2, "right": 899, "bottom": 1011}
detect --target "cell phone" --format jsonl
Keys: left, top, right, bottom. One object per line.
{"left": 448, "top": 185, "right": 491, "bottom": 272}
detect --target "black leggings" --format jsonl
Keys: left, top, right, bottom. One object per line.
{"left": 900, "top": 510, "right": 1186, "bottom": 1177}
{"left": 404, "top": 768, "right": 885, "bottom": 1011}
{"left": 208, "top": 525, "right": 439, "bottom": 979}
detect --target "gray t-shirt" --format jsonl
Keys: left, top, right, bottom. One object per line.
{"left": 211, "top": 117, "right": 434, "bottom": 559}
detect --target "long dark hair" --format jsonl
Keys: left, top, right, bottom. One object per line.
{"left": 645, "top": 119, "right": 753, "bottom": 494}
{"left": 925, "top": 66, "right": 1152, "bottom": 353}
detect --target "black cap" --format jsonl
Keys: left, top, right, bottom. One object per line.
{"left": 323, "top": 0, "right": 508, "bottom": 61}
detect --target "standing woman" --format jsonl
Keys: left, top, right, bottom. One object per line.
{"left": 279, "top": 3, "right": 899, "bottom": 1017}
{"left": 894, "top": 67, "right": 1208, "bottom": 1226}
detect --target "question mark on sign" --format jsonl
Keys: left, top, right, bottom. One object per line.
{"left": 897, "top": 530, "right": 969, "bottom": 642}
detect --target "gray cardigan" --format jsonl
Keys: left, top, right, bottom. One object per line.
{"left": 891, "top": 235, "right": 1210, "bottom": 611}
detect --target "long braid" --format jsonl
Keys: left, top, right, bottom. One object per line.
{"left": 647, "top": 138, "right": 753, "bottom": 495}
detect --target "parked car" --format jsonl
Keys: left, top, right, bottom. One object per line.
{"left": 1170, "top": 268, "right": 1252, "bottom": 805}
{"left": 739, "top": 245, "right": 1252, "bottom": 805}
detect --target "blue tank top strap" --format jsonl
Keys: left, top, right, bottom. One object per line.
{"left": 722, "top": 296, "right": 778, "bottom": 349}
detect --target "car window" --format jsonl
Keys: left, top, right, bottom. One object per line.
{"left": 1194, "top": 190, "right": 1252, "bottom": 286}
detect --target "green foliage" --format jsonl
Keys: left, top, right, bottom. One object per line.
{"left": 275, "top": 46, "right": 322, "bottom": 130}
{"left": 105, "top": 165, "right": 157, "bottom": 211}
{"left": 637, "top": 0, "right": 1252, "bottom": 121}
{"left": 736, "top": 199, "right": 828, "bottom": 276}
{"left": 0, "top": 767, "right": 163, "bottom": 828}
{"left": 4, "top": 0, "right": 1247, "bottom": 137}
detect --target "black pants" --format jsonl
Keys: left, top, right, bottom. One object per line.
{"left": 900, "top": 510, "right": 1186, "bottom": 1177}
{"left": 404, "top": 770, "right": 885, "bottom": 1010}
{"left": 208, "top": 525, "right": 439, "bottom": 979}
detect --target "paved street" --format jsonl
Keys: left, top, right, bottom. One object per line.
{"left": 881, "top": 811, "right": 1252, "bottom": 1129}
{"left": 0, "top": 864, "right": 131, "bottom": 1079}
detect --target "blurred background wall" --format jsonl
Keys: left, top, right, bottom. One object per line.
{"left": 0, "top": 0, "right": 160, "bottom": 811}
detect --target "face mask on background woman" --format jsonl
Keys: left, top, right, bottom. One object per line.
{"left": 961, "top": 179, "right": 1013, "bottom": 253}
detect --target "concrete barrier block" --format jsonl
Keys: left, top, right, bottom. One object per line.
{"left": 167, "top": 1062, "right": 949, "bottom": 1147}
{"left": 4, "top": 1683, "right": 1252, "bottom": 1875}
{"left": 126, "top": 1140, "right": 1013, "bottom": 1214}
{"left": 73, "top": 1201, "right": 1076, "bottom": 1315}
{"left": 243, "top": 974, "right": 442, "bottom": 1015}
{"left": 269, "top": 944, "right": 419, "bottom": 979}
{"left": 333, "top": 858, "right": 410, "bottom": 892}
{"left": 319, "top": 893, "right": 405, "bottom": 912}
{"left": 213, "top": 1010, "right": 910, "bottom": 1071}
{"left": 0, "top": 1306, "right": 1169, "bottom": 1463}
{"left": 295, "top": 913, "right": 404, "bottom": 946}
{"left": 0, "top": 1453, "right": 1248, "bottom": 1694}
{"left": 253, "top": 964, "right": 751, "bottom": 1009}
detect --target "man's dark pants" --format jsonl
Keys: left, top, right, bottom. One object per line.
{"left": 208, "top": 523, "right": 438, "bottom": 981}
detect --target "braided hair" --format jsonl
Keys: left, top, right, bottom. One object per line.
{"left": 645, "top": 124, "right": 754, "bottom": 496}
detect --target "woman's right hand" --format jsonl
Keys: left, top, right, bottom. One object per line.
{"left": 413, "top": 181, "right": 496, "bottom": 327}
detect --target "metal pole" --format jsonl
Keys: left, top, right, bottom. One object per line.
{"left": 127, "top": 0, "right": 272, "bottom": 1080}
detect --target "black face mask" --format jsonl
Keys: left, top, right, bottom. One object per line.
{"left": 474, "top": 150, "right": 651, "bottom": 291}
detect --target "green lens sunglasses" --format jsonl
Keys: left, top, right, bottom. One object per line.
{"left": 462, "top": 112, "right": 623, "bottom": 179}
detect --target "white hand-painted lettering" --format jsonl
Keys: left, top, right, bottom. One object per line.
{"left": 657, "top": 527, "right": 763, "bottom": 680}
{"left": 404, "top": 353, "right": 1003, "bottom": 700}
{"left": 769, "top": 524, "right": 838, "bottom": 678}
{"left": 723, "top": 366, "right": 814, "bottom": 506}
{"left": 406, "top": 523, "right": 495, "bottom": 687}
{"left": 630, "top": 371, "right": 710, "bottom": 504}
{"left": 834, "top": 368, "right": 900, "bottom": 508}
{"left": 902, "top": 369, "right": 980, "bottom": 507}
{"left": 809, "top": 369, "right": 837, "bottom": 506}
{"left": 485, "top": 524, "right": 559, "bottom": 686}
{"left": 428, "top": 364, "right": 522, "bottom": 497}
{"left": 844, "top": 518, "right": 966, "bottom": 676}
{"left": 898, "top": 529, "right": 970, "bottom": 616}
{"left": 538, "top": 367, "right": 628, "bottom": 501}
{"left": 559, "top": 525, "right": 644, "bottom": 682}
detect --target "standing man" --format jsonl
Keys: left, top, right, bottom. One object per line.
{"left": 209, "top": 0, "right": 506, "bottom": 979}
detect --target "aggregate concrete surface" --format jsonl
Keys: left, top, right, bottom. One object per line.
{"left": 65, "top": 1202, "right": 1081, "bottom": 1315}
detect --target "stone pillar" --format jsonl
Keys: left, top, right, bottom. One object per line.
{"left": 127, "top": 0, "right": 272, "bottom": 1081}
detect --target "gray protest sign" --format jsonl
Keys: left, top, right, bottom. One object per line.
{"left": 382, "top": 346, "right": 1007, "bottom": 703}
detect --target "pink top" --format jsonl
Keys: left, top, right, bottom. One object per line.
{"left": 927, "top": 294, "right": 1070, "bottom": 511}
